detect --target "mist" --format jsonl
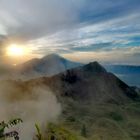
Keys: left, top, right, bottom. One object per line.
{"left": 0, "top": 81, "right": 61, "bottom": 140}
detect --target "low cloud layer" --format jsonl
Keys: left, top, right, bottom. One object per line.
{"left": 0, "top": 81, "right": 61, "bottom": 140}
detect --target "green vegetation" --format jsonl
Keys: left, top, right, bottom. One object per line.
{"left": 57, "top": 98, "right": 140, "bottom": 140}
{"left": 0, "top": 101, "right": 140, "bottom": 140}
{"left": 109, "top": 112, "right": 123, "bottom": 121}
{"left": 33, "top": 100, "right": 140, "bottom": 140}
{"left": 0, "top": 118, "right": 22, "bottom": 140}
{"left": 34, "top": 123, "right": 80, "bottom": 140}
{"left": 81, "top": 124, "right": 87, "bottom": 137}
{"left": 35, "top": 124, "right": 44, "bottom": 140}
{"left": 45, "top": 123, "right": 78, "bottom": 140}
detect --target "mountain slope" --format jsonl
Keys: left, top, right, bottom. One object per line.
{"left": 25, "top": 62, "right": 140, "bottom": 139}
{"left": 1, "top": 61, "right": 140, "bottom": 140}
{"left": 15, "top": 54, "right": 81, "bottom": 78}
{"left": 25, "top": 62, "right": 138, "bottom": 103}
{"left": 3, "top": 61, "right": 138, "bottom": 103}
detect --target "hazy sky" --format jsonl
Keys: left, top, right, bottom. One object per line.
{"left": 0, "top": 0, "right": 140, "bottom": 64}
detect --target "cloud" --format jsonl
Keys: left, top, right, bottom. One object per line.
{"left": 63, "top": 46, "right": 140, "bottom": 65}
{"left": 0, "top": 0, "right": 80, "bottom": 40}
{"left": 79, "top": 0, "right": 140, "bottom": 24}
{"left": 71, "top": 42, "right": 114, "bottom": 52}
{"left": 0, "top": 35, "right": 7, "bottom": 55}
{"left": 0, "top": 0, "right": 140, "bottom": 64}
{"left": 0, "top": 81, "right": 61, "bottom": 140}
{"left": 0, "top": 0, "right": 140, "bottom": 40}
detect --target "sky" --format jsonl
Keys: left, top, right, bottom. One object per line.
{"left": 0, "top": 0, "right": 140, "bottom": 65}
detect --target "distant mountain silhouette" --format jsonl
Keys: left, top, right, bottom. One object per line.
{"left": 15, "top": 54, "right": 81, "bottom": 78}
{"left": 105, "top": 65, "right": 140, "bottom": 74}
{"left": 105, "top": 64, "right": 140, "bottom": 87}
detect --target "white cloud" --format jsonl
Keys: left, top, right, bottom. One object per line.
{"left": 0, "top": 0, "right": 140, "bottom": 65}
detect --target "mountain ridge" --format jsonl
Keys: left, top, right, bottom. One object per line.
{"left": 14, "top": 53, "right": 82, "bottom": 78}
{"left": 24, "top": 61, "right": 139, "bottom": 103}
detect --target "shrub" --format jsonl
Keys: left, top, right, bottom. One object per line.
{"left": 0, "top": 118, "right": 22, "bottom": 140}
{"left": 109, "top": 112, "right": 123, "bottom": 121}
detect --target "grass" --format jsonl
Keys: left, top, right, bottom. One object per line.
{"left": 45, "top": 123, "right": 79, "bottom": 140}
{"left": 56, "top": 98, "right": 140, "bottom": 140}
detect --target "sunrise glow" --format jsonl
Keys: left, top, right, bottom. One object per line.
{"left": 6, "top": 44, "right": 27, "bottom": 57}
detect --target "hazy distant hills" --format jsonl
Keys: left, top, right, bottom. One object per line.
{"left": 25, "top": 61, "right": 139, "bottom": 103}
{"left": 105, "top": 65, "right": 140, "bottom": 87}
{"left": 1, "top": 54, "right": 140, "bottom": 87}
{"left": 3, "top": 61, "right": 139, "bottom": 103}
{"left": 105, "top": 65, "right": 140, "bottom": 74}
{"left": 16, "top": 54, "right": 140, "bottom": 86}
{"left": 15, "top": 54, "right": 82, "bottom": 78}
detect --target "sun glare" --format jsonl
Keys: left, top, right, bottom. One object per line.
{"left": 6, "top": 44, "right": 26, "bottom": 57}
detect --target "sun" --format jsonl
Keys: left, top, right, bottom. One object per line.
{"left": 6, "top": 44, "right": 26, "bottom": 57}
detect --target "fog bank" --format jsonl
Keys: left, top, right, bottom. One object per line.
{"left": 0, "top": 81, "right": 61, "bottom": 140}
